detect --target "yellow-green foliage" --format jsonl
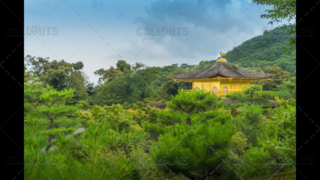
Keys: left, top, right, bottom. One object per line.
{"left": 248, "top": 170, "right": 296, "bottom": 180}
{"left": 76, "top": 105, "right": 107, "bottom": 125}
{"left": 76, "top": 104, "right": 145, "bottom": 133}
{"left": 275, "top": 96, "right": 296, "bottom": 108}
{"left": 231, "top": 131, "right": 248, "bottom": 155}
{"left": 267, "top": 96, "right": 296, "bottom": 157}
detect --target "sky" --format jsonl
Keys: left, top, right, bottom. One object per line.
{"left": 24, "top": 0, "right": 291, "bottom": 84}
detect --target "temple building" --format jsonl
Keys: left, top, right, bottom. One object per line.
{"left": 171, "top": 51, "right": 284, "bottom": 97}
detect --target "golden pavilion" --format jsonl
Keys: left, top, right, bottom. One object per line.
{"left": 171, "top": 51, "right": 284, "bottom": 97}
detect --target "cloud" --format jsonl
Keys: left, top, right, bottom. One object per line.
{"left": 136, "top": 0, "right": 256, "bottom": 30}
{"left": 126, "top": 0, "right": 284, "bottom": 63}
{"left": 24, "top": 0, "right": 290, "bottom": 84}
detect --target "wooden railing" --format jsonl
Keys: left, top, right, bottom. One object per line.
{"left": 182, "top": 89, "right": 245, "bottom": 96}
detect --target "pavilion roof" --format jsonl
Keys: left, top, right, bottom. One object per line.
{"left": 171, "top": 62, "right": 273, "bottom": 79}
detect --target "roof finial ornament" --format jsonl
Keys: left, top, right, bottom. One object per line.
{"left": 217, "top": 51, "right": 227, "bottom": 62}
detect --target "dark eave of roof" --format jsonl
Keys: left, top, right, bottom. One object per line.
{"left": 171, "top": 62, "right": 273, "bottom": 79}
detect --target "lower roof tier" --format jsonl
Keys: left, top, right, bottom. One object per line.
{"left": 172, "top": 76, "right": 274, "bottom": 82}
{"left": 171, "top": 62, "right": 273, "bottom": 79}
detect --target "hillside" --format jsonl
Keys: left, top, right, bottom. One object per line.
{"left": 25, "top": 25, "right": 296, "bottom": 105}
{"left": 195, "top": 25, "right": 296, "bottom": 76}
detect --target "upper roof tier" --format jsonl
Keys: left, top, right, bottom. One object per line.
{"left": 171, "top": 61, "right": 273, "bottom": 79}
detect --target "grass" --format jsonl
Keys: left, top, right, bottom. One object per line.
{"left": 248, "top": 170, "right": 296, "bottom": 180}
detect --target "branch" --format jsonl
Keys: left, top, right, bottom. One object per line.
{"left": 178, "top": 105, "right": 194, "bottom": 114}
{"left": 38, "top": 100, "right": 51, "bottom": 108}
{"left": 30, "top": 102, "right": 39, "bottom": 109}
{"left": 186, "top": 106, "right": 195, "bottom": 114}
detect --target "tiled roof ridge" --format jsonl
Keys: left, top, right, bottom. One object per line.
{"left": 223, "top": 63, "right": 247, "bottom": 78}
{"left": 170, "top": 61, "right": 273, "bottom": 79}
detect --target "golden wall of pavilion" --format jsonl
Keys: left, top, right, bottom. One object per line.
{"left": 182, "top": 76, "right": 252, "bottom": 96}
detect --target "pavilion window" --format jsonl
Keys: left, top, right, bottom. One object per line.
{"left": 223, "top": 86, "right": 228, "bottom": 94}
{"left": 213, "top": 86, "right": 218, "bottom": 94}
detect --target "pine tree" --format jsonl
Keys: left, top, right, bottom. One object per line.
{"left": 151, "top": 89, "right": 238, "bottom": 179}
{"left": 24, "top": 82, "right": 79, "bottom": 151}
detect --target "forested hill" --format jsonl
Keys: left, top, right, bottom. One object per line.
{"left": 25, "top": 25, "right": 295, "bottom": 105}
{"left": 196, "top": 25, "right": 296, "bottom": 76}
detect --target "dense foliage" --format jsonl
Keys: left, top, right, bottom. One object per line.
{"left": 24, "top": 81, "right": 296, "bottom": 179}
{"left": 24, "top": 23, "right": 296, "bottom": 179}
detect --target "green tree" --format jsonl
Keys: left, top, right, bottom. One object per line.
{"left": 262, "top": 64, "right": 290, "bottom": 90}
{"left": 161, "top": 68, "right": 192, "bottom": 99}
{"left": 24, "top": 114, "right": 147, "bottom": 180}
{"left": 264, "top": 97, "right": 296, "bottom": 159}
{"left": 96, "top": 66, "right": 121, "bottom": 83}
{"left": 151, "top": 90, "right": 238, "bottom": 180}
{"left": 25, "top": 55, "right": 50, "bottom": 76}
{"left": 242, "top": 131, "right": 290, "bottom": 178}
{"left": 24, "top": 83, "right": 79, "bottom": 151}
{"left": 93, "top": 62, "right": 162, "bottom": 105}
{"left": 233, "top": 104, "right": 265, "bottom": 145}
{"left": 24, "top": 115, "right": 50, "bottom": 180}
{"left": 72, "top": 61, "right": 84, "bottom": 71}
{"left": 40, "top": 66, "right": 72, "bottom": 91}
{"left": 68, "top": 70, "right": 88, "bottom": 103}
{"left": 116, "top": 60, "right": 131, "bottom": 72}
{"left": 277, "top": 77, "right": 296, "bottom": 99}
{"left": 25, "top": 55, "right": 89, "bottom": 102}
{"left": 253, "top": 0, "right": 296, "bottom": 50}
{"left": 226, "top": 84, "right": 277, "bottom": 105}
{"left": 24, "top": 65, "right": 37, "bottom": 83}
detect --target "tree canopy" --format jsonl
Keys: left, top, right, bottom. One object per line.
{"left": 253, "top": 0, "right": 296, "bottom": 50}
